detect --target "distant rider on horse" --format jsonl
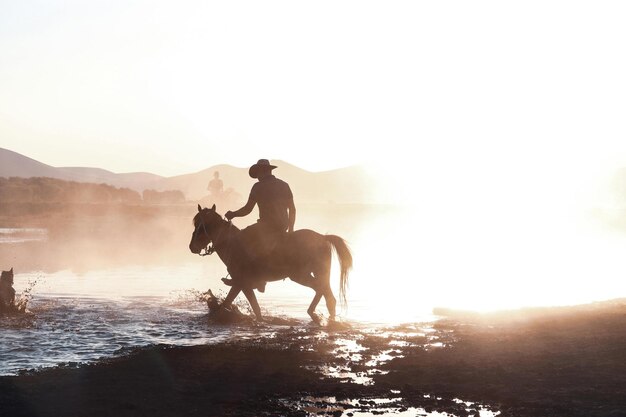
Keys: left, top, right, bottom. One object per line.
{"left": 223, "top": 159, "right": 296, "bottom": 292}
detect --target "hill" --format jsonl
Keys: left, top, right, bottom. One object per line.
{"left": 0, "top": 148, "right": 375, "bottom": 204}
{"left": 0, "top": 148, "right": 164, "bottom": 192}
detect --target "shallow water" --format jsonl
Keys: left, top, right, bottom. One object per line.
{"left": 281, "top": 395, "right": 500, "bottom": 417}
{"left": 0, "top": 263, "right": 435, "bottom": 376}
{"left": 3, "top": 203, "right": 626, "bottom": 378}
{"left": 0, "top": 294, "right": 266, "bottom": 375}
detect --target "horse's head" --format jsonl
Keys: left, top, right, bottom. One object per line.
{"left": 189, "top": 204, "right": 223, "bottom": 254}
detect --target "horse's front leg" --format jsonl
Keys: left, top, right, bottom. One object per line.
{"left": 219, "top": 286, "right": 241, "bottom": 311}
{"left": 242, "top": 288, "right": 262, "bottom": 320}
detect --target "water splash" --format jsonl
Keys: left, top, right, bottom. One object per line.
{"left": 1, "top": 274, "right": 42, "bottom": 316}
{"left": 14, "top": 275, "right": 43, "bottom": 313}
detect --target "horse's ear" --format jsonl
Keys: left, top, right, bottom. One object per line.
{"left": 10, "top": 267, "right": 13, "bottom": 273}
{"left": 197, "top": 204, "right": 202, "bottom": 212}
{"left": 211, "top": 204, "right": 216, "bottom": 211}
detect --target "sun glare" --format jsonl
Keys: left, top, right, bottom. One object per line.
{"left": 353, "top": 158, "right": 626, "bottom": 316}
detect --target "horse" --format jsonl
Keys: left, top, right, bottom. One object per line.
{"left": 189, "top": 204, "right": 352, "bottom": 323}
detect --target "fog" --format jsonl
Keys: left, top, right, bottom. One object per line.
{"left": 3, "top": 160, "right": 626, "bottom": 317}
{"left": 361, "top": 153, "right": 626, "bottom": 312}
{"left": 0, "top": 204, "right": 197, "bottom": 274}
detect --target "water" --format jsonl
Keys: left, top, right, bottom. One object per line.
{"left": 1, "top": 294, "right": 243, "bottom": 375}
{"left": 3, "top": 202, "right": 626, "bottom": 377}
{"left": 0, "top": 265, "right": 280, "bottom": 375}
{"left": 0, "top": 262, "right": 432, "bottom": 376}
{"left": 281, "top": 396, "right": 500, "bottom": 417}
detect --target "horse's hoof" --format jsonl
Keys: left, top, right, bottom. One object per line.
{"left": 309, "top": 314, "right": 323, "bottom": 326}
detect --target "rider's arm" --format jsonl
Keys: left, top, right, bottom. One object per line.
{"left": 287, "top": 198, "right": 296, "bottom": 233}
{"left": 226, "top": 196, "right": 256, "bottom": 220}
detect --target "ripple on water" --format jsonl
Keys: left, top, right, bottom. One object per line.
{"left": 0, "top": 292, "right": 319, "bottom": 376}
{"left": 0, "top": 295, "right": 217, "bottom": 375}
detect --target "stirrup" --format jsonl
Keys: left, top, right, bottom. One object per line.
{"left": 222, "top": 277, "right": 233, "bottom": 286}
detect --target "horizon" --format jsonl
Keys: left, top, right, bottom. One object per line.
{"left": 0, "top": 146, "right": 360, "bottom": 178}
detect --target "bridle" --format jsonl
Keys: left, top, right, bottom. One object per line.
{"left": 195, "top": 220, "right": 214, "bottom": 256}
{"left": 194, "top": 215, "right": 231, "bottom": 257}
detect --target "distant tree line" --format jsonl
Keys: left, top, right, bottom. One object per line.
{"left": 0, "top": 177, "right": 185, "bottom": 205}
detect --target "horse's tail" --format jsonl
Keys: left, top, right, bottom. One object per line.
{"left": 325, "top": 235, "right": 353, "bottom": 308}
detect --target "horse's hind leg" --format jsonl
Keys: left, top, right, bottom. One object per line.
{"left": 290, "top": 271, "right": 323, "bottom": 324}
{"left": 314, "top": 252, "right": 336, "bottom": 320}
{"left": 290, "top": 272, "right": 316, "bottom": 288}
{"left": 324, "top": 287, "right": 337, "bottom": 321}
{"left": 307, "top": 292, "right": 323, "bottom": 325}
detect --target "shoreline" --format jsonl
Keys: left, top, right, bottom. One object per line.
{"left": 2, "top": 299, "right": 626, "bottom": 416}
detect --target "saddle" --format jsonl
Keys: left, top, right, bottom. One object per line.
{"left": 224, "top": 231, "right": 290, "bottom": 292}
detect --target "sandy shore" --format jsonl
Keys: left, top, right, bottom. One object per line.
{"left": 2, "top": 300, "right": 626, "bottom": 417}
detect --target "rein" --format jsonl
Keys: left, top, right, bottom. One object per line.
{"left": 197, "top": 217, "right": 232, "bottom": 257}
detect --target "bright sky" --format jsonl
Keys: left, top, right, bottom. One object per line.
{"left": 2, "top": 1, "right": 626, "bottom": 218}
{"left": 2, "top": 1, "right": 625, "bottom": 179}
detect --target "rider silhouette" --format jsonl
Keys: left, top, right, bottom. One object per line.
{"left": 224, "top": 159, "right": 296, "bottom": 292}
{"left": 207, "top": 171, "right": 224, "bottom": 198}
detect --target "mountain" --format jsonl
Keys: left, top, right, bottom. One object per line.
{"left": 0, "top": 147, "right": 69, "bottom": 179}
{"left": 0, "top": 148, "right": 164, "bottom": 191}
{"left": 161, "top": 161, "right": 374, "bottom": 203}
{"left": 0, "top": 148, "right": 375, "bottom": 204}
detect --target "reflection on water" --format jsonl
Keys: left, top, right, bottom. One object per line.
{"left": 281, "top": 395, "right": 500, "bottom": 417}
{"left": 273, "top": 323, "right": 502, "bottom": 416}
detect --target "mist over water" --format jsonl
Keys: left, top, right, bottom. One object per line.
{"left": 365, "top": 155, "right": 626, "bottom": 312}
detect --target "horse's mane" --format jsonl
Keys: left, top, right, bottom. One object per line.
{"left": 194, "top": 209, "right": 240, "bottom": 232}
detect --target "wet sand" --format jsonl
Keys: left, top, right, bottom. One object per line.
{"left": 1, "top": 300, "right": 625, "bottom": 417}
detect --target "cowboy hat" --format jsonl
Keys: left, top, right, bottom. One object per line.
{"left": 249, "top": 159, "right": 277, "bottom": 178}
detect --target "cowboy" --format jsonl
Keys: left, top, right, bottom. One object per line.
{"left": 207, "top": 170, "right": 224, "bottom": 198}
{"left": 223, "top": 159, "right": 296, "bottom": 291}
